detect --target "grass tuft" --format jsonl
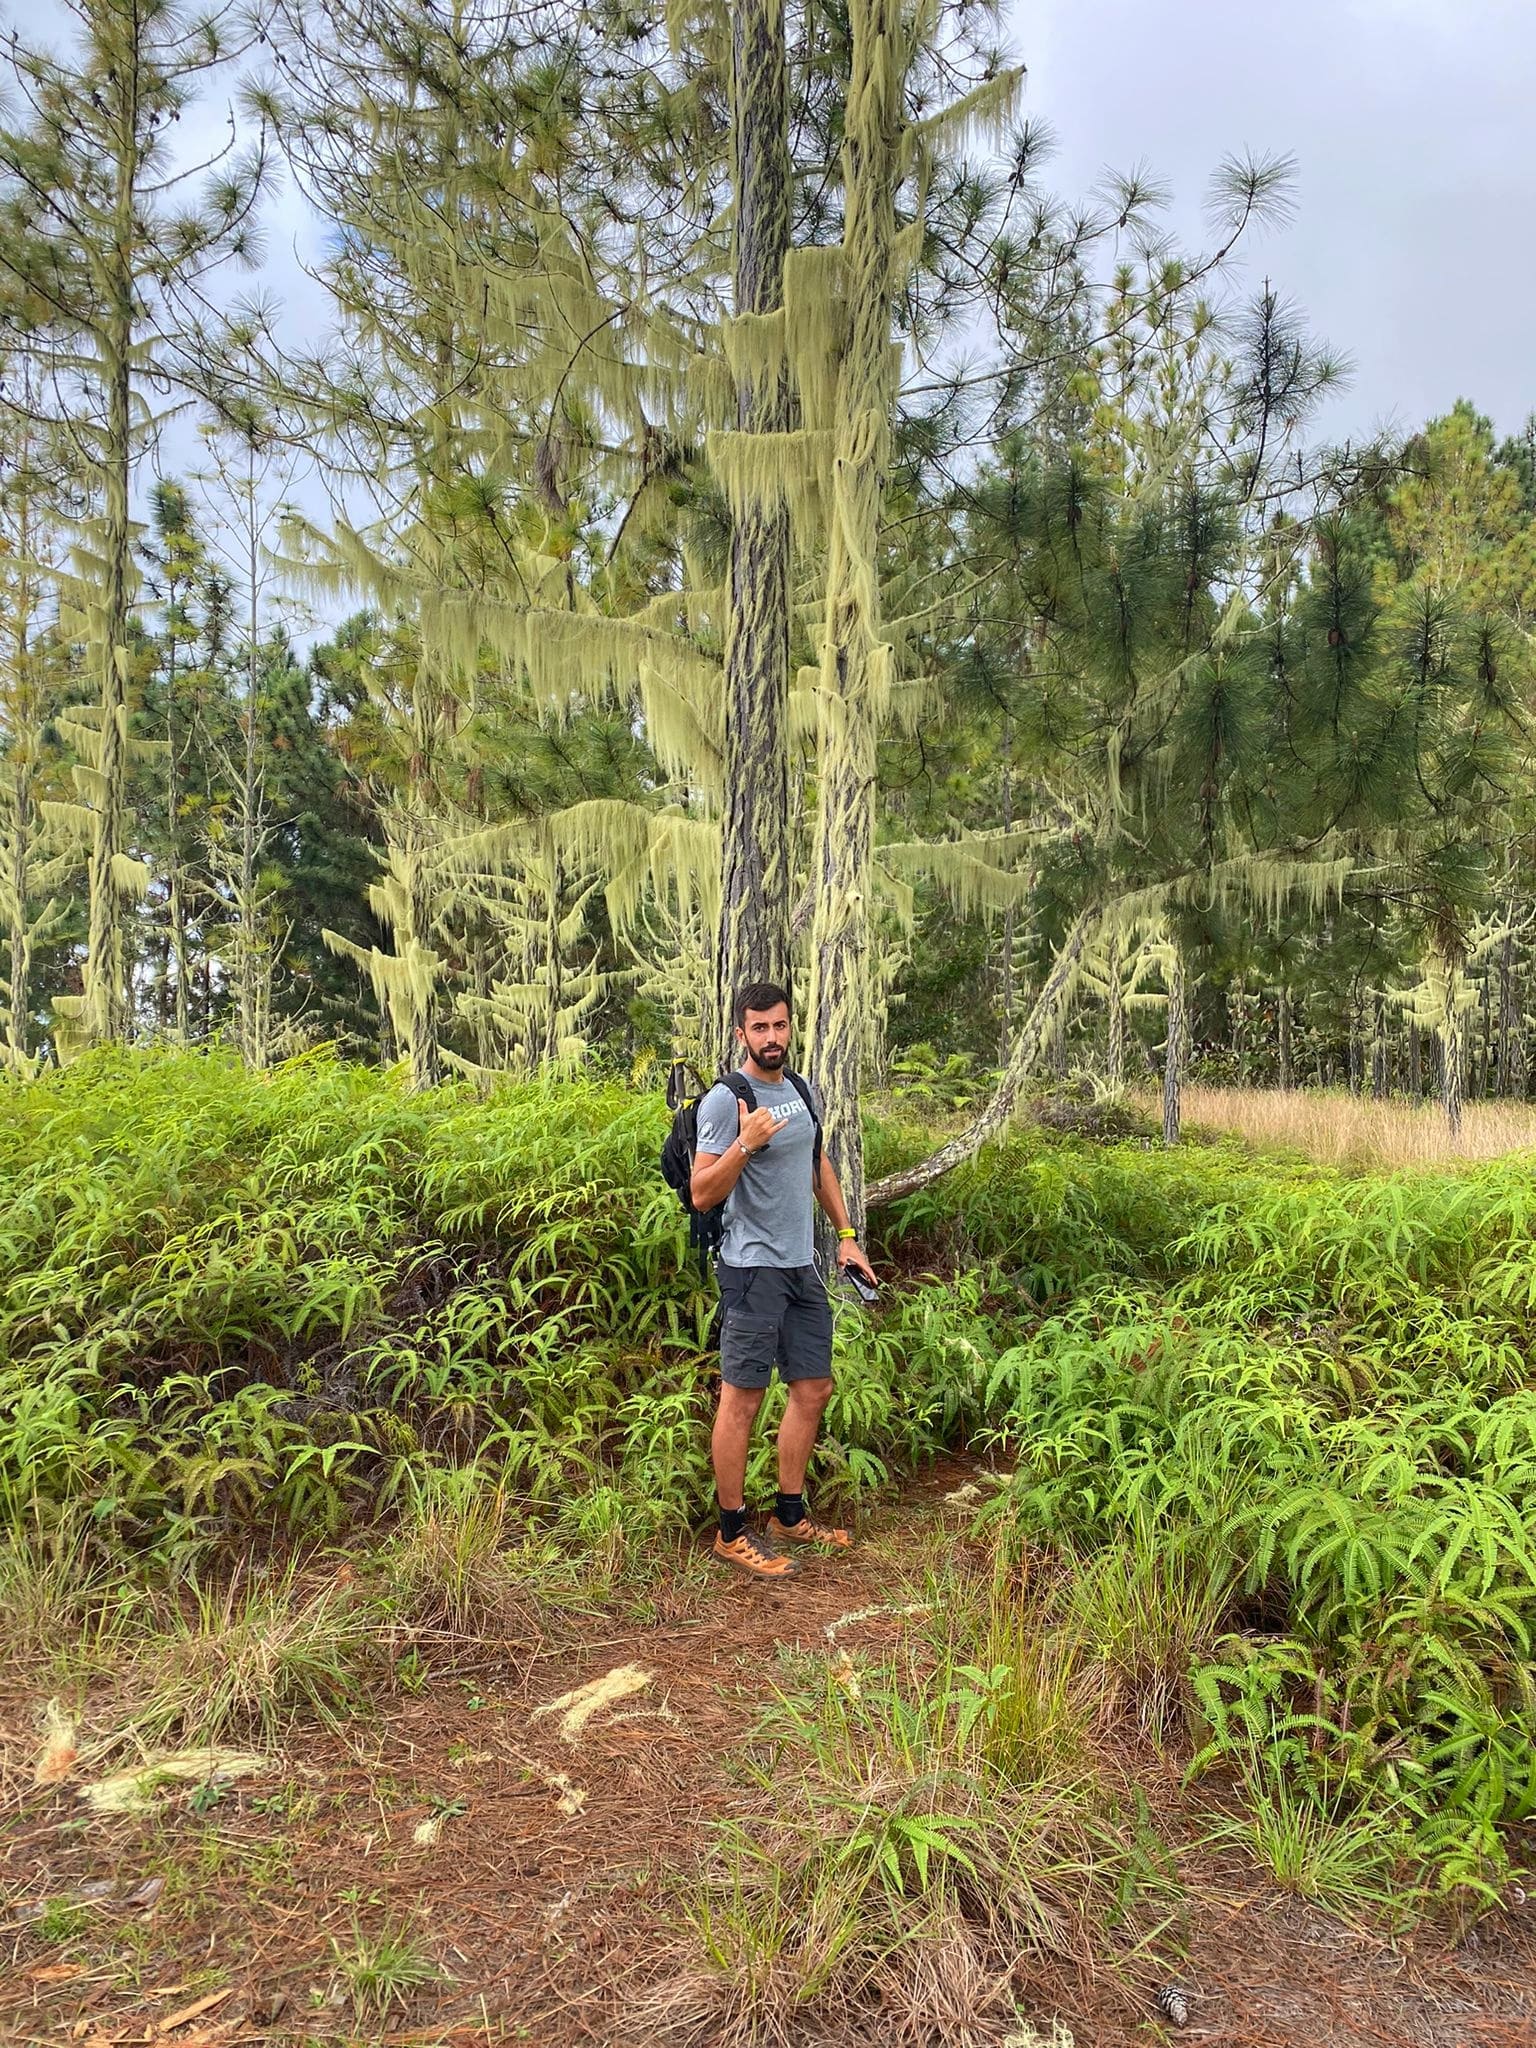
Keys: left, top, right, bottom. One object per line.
{"left": 122, "top": 1562, "right": 373, "bottom": 1749}
{"left": 330, "top": 1916, "right": 442, "bottom": 2017}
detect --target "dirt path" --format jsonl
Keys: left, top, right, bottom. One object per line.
{"left": 4, "top": 1510, "right": 1536, "bottom": 2048}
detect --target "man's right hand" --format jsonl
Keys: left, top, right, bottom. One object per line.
{"left": 737, "top": 1105, "right": 779, "bottom": 1155}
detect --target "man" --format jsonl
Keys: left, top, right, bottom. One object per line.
{"left": 691, "top": 981, "right": 879, "bottom": 1579}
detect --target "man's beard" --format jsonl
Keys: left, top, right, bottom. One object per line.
{"left": 756, "top": 1046, "right": 787, "bottom": 1069}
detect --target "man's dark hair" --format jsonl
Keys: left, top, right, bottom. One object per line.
{"left": 734, "top": 981, "right": 792, "bottom": 1029}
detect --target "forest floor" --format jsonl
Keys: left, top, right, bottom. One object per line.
{"left": 4, "top": 1463, "right": 1535, "bottom": 2048}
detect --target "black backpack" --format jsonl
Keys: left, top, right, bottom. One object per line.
{"left": 661, "top": 1061, "right": 823, "bottom": 1270}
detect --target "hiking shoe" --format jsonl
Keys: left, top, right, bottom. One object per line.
{"left": 713, "top": 1527, "right": 798, "bottom": 1579}
{"left": 766, "top": 1512, "right": 852, "bottom": 1550}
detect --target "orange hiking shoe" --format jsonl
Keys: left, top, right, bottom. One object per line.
{"left": 766, "top": 1512, "right": 851, "bottom": 1550}
{"left": 713, "top": 1527, "right": 798, "bottom": 1579}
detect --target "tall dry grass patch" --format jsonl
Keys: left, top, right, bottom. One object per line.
{"left": 1167, "top": 1086, "right": 1536, "bottom": 1170}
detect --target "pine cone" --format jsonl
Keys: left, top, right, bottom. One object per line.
{"left": 1155, "top": 1985, "right": 1191, "bottom": 2027}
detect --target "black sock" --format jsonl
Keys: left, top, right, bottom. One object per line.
{"left": 719, "top": 1504, "right": 748, "bottom": 1542}
{"left": 775, "top": 1492, "right": 806, "bottom": 1528}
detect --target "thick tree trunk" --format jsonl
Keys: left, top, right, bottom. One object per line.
{"left": 806, "top": 0, "right": 905, "bottom": 1236}
{"left": 866, "top": 905, "right": 1100, "bottom": 1209}
{"left": 714, "top": 0, "right": 793, "bottom": 1063}
{"left": 1162, "top": 944, "right": 1185, "bottom": 1145}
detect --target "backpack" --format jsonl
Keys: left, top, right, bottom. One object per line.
{"left": 661, "top": 1060, "right": 823, "bottom": 1271}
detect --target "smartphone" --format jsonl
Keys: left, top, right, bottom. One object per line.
{"left": 841, "top": 1267, "right": 880, "bottom": 1305}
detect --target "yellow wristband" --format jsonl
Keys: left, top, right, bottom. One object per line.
{"left": 837, "top": 1227, "right": 857, "bottom": 1240}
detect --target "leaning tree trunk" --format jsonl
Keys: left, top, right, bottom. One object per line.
{"left": 806, "top": 0, "right": 905, "bottom": 1237}
{"left": 866, "top": 905, "right": 1101, "bottom": 1209}
{"left": 1162, "top": 944, "right": 1185, "bottom": 1144}
{"left": 714, "top": 0, "right": 793, "bottom": 1062}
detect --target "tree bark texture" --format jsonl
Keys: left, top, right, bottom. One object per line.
{"left": 714, "top": 0, "right": 793, "bottom": 1064}
{"left": 1440, "top": 964, "right": 1464, "bottom": 1138}
{"left": 806, "top": 0, "right": 904, "bottom": 1235}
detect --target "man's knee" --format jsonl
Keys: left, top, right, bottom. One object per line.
{"left": 717, "top": 1382, "right": 766, "bottom": 1426}
{"left": 786, "top": 1375, "right": 833, "bottom": 1414}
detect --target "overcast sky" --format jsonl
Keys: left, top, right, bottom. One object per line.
{"left": 235, "top": 0, "right": 1536, "bottom": 448}
{"left": 1019, "top": 0, "right": 1536, "bottom": 445}
{"left": 21, "top": 0, "right": 1535, "bottom": 521}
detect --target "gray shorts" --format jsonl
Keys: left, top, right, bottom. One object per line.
{"left": 717, "top": 1263, "right": 834, "bottom": 1390}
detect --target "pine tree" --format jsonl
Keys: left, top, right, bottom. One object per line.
{"left": 0, "top": 383, "right": 73, "bottom": 1065}
{"left": 0, "top": 0, "right": 269, "bottom": 1045}
{"left": 714, "top": 0, "right": 794, "bottom": 1057}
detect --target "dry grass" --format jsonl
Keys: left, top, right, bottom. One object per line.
{"left": 1166, "top": 1087, "right": 1536, "bottom": 1171}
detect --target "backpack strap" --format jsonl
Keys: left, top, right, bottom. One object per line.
{"left": 666, "top": 1060, "right": 708, "bottom": 1113}
{"left": 717, "top": 1070, "right": 757, "bottom": 1116}
{"left": 783, "top": 1069, "right": 824, "bottom": 1185}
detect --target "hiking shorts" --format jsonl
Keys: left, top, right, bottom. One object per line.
{"left": 716, "top": 1263, "right": 834, "bottom": 1390}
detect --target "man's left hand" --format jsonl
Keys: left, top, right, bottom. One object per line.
{"left": 836, "top": 1236, "right": 877, "bottom": 1283}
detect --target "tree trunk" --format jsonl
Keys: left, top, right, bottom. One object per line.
{"left": 1370, "top": 988, "right": 1388, "bottom": 1099}
{"left": 998, "top": 716, "right": 1016, "bottom": 1056}
{"left": 1106, "top": 932, "right": 1125, "bottom": 1089}
{"left": 1497, "top": 930, "right": 1520, "bottom": 1098}
{"left": 1229, "top": 974, "right": 1246, "bottom": 1080}
{"left": 1435, "top": 946, "right": 1465, "bottom": 1138}
{"left": 806, "top": 0, "right": 905, "bottom": 1237}
{"left": 866, "top": 905, "right": 1100, "bottom": 1209}
{"left": 714, "top": 0, "right": 794, "bottom": 1062}
{"left": 6, "top": 755, "right": 32, "bottom": 1055}
{"left": 1347, "top": 991, "right": 1363, "bottom": 1096}
{"left": 82, "top": 303, "right": 134, "bottom": 1046}
{"left": 1408, "top": 1018, "right": 1421, "bottom": 1099}
{"left": 1277, "top": 984, "right": 1293, "bottom": 1090}
{"left": 237, "top": 507, "right": 267, "bottom": 1069}
{"left": 1162, "top": 944, "right": 1185, "bottom": 1144}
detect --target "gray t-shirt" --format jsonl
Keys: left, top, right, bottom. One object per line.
{"left": 695, "top": 1072, "right": 821, "bottom": 1268}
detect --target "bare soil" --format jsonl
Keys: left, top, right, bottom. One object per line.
{"left": 4, "top": 1485, "right": 1535, "bottom": 2048}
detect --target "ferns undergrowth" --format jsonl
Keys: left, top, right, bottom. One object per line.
{"left": 4, "top": 1047, "right": 1536, "bottom": 1912}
